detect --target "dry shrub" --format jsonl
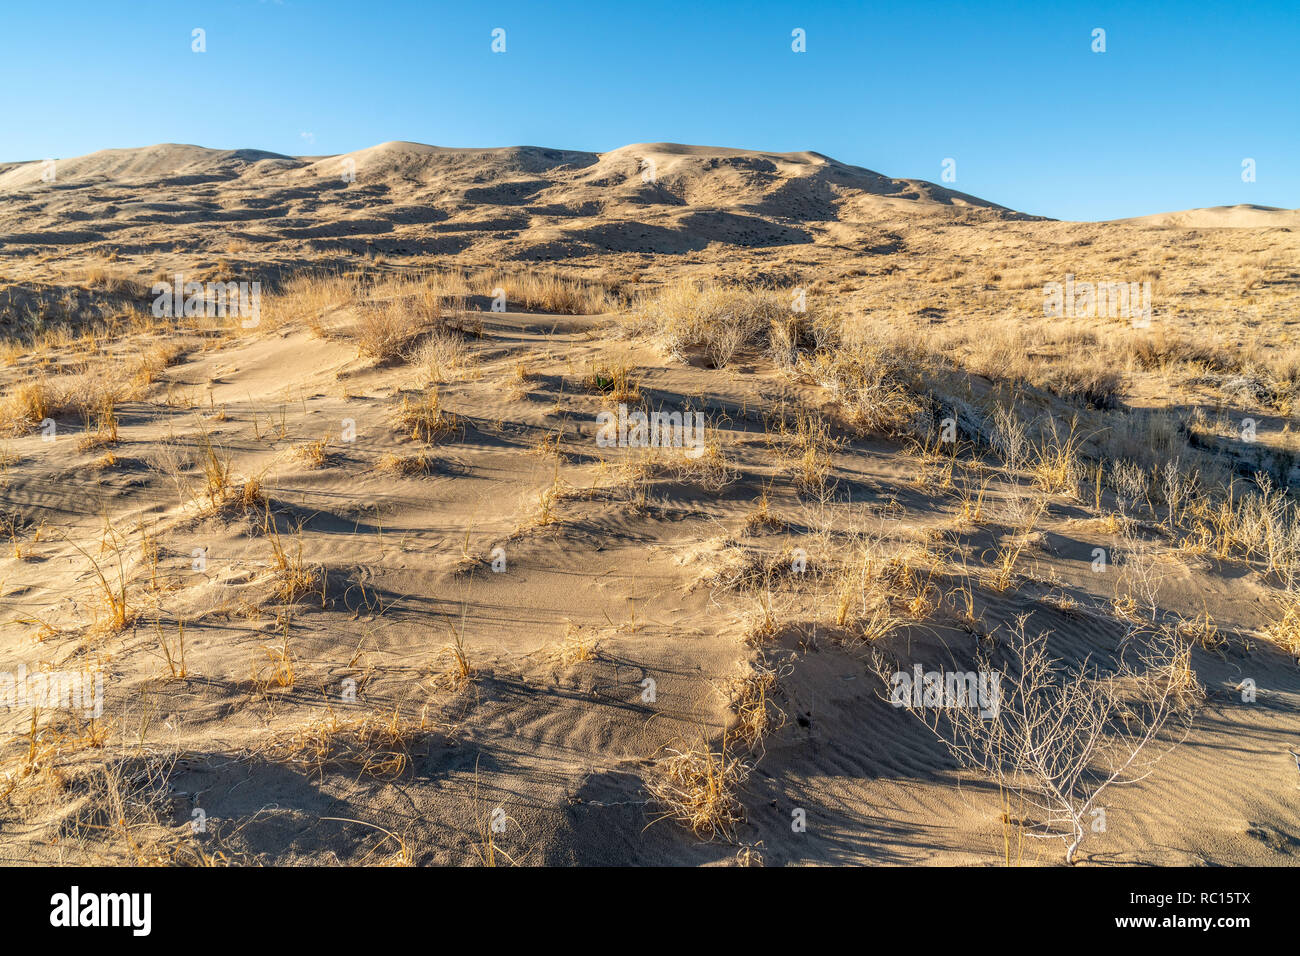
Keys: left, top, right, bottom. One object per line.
{"left": 395, "top": 388, "right": 456, "bottom": 443}
{"left": 275, "top": 708, "right": 436, "bottom": 780}
{"left": 628, "top": 280, "right": 809, "bottom": 368}
{"left": 798, "top": 345, "right": 923, "bottom": 438}
{"left": 873, "top": 617, "right": 1196, "bottom": 864}
{"left": 262, "top": 272, "right": 359, "bottom": 330}
{"left": 473, "top": 268, "right": 614, "bottom": 315}
{"left": 647, "top": 737, "right": 750, "bottom": 840}
{"left": 409, "top": 330, "right": 471, "bottom": 384}
{"left": 1260, "top": 598, "right": 1300, "bottom": 659}
{"left": 355, "top": 293, "right": 440, "bottom": 360}
{"left": 376, "top": 452, "right": 434, "bottom": 476}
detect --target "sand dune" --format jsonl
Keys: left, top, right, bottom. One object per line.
{"left": 0, "top": 144, "right": 297, "bottom": 190}
{"left": 1, "top": 141, "right": 1298, "bottom": 867}
{"left": 1115, "top": 204, "right": 1300, "bottom": 229}
{"left": 0, "top": 141, "right": 1044, "bottom": 282}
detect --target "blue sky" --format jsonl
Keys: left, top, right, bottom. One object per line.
{"left": 1, "top": 0, "right": 1295, "bottom": 220}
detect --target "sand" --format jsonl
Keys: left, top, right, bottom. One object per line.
{"left": 0, "top": 142, "right": 1297, "bottom": 866}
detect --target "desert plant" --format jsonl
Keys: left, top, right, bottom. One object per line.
{"left": 873, "top": 616, "right": 1196, "bottom": 864}
{"left": 647, "top": 734, "right": 751, "bottom": 840}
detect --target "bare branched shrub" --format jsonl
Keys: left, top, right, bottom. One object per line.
{"left": 1116, "top": 527, "right": 1168, "bottom": 622}
{"left": 873, "top": 616, "right": 1196, "bottom": 864}
{"left": 989, "top": 403, "right": 1028, "bottom": 473}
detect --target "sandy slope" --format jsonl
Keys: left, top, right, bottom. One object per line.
{"left": 0, "top": 142, "right": 1298, "bottom": 866}
{"left": 0, "top": 302, "right": 1296, "bottom": 865}
{"left": 0, "top": 140, "right": 1036, "bottom": 285}
{"left": 1114, "top": 204, "right": 1300, "bottom": 229}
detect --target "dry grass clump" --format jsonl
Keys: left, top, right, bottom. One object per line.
{"left": 376, "top": 452, "right": 435, "bottom": 476}
{"left": 691, "top": 538, "right": 804, "bottom": 592}
{"left": 262, "top": 272, "right": 359, "bottom": 330}
{"left": 726, "top": 660, "right": 788, "bottom": 748}
{"left": 766, "top": 405, "right": 841, "bottom": 498}
{"left": 63, "top": 534, "right": 133, "bottom": 634}
{"left": 743, "top": 488, "right": 786, "bottom": 533}
{"left": 83, "top": 260, "right": 148, "bottom": 298}
{"left": 628, "top": 280, "right": 813, "bottom": 368}
{"left": 1040, "top": 364, "right": 1124, "bottom": 410}
{"left": 1124, "top": 326, "right": 1240, "bottom": 375}
{"left": 529, "top": 430, "right": 565, "bottom": 462}
{"left": 129, "top": 340, "right": 187, "bottom": 391}
{"left": 1176, "top": 609, "right": 1226, "bottom": 651}
{"left": 986, "top": 498, "right": 1048, "bottom": 593}
{"left": 263, "top": 517, "right": 318, "bottom": 604}
{"left": 473, "top": 268, "right": 614, "bottom": 315}
{"left": 395, "top": 388, "right": 457, "bottom": 443}
{"left": 670, "top": 438, "right": 736, "bottom": 491}
{"left": 10, "top": 747, "right": 211, "bottom": 865}
{"left": 185, "top": 429, "right": 264, "bottom": 516}
{"left": 528, "top": 470, "right": 567, "bottom": 528}
{"left": 238, "top": 476, "right": 267, "bottom": 510}
{"left": 293, "top": 435, "right": 331, "bottom": 468}
{"left": 583, "top": 359, "right": 641, "bottom": 404}
{"left": 558, "top": 621, "right": 596, "bottom": 665}
{"left": 611, "top": 438, "right": 736, "bottom": 497}
{"left": 828, "top": 535, "right": 932, "bottom": 637}
{"left": 647, "top": 736, "right": 751, "bottom": 840}
{"left": 1029, "top": 419, "right": 1084, "bottom": 496}
{"left": 798, "top": 344, "right": 924, "bottom": 438}
{"left": 253, "top": 615, "right": 297, "bottom": 689}
{"left": 1150, "top": 473, "right": 1300, "bottom": 583}
{"left": 0, "top": 377, "right": 71, "bottom": 434}
{"left": 355, "top": 293, "right": 440, "bottom": 360}
{"left": 1, "top": 710, "right": 109, "bottom": 804}
{"left": 409, "top": 329, "right": 472, "bottom": 384}
{"left": 440, "top": 628, "right": 477, "bottom": 689}
{"left": 926, "top": 318, "right": 1127, "bottom": 410}
{"left": 77, "top": 391, "right": 120, "bottom": 451}
{"left": 1260, "top": 598, "right": 1300, "bottom": 659}
{"left": 274, "top": 707, "right": 436, "bottom": 780}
